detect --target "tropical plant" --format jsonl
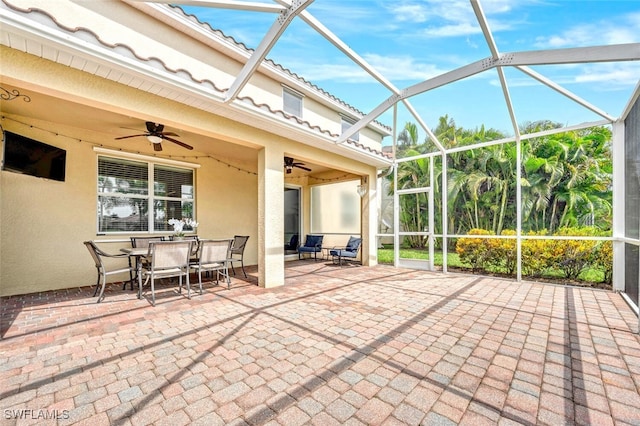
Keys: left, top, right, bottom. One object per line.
{"left": 455, "top": 228, "right": 494, "bottom": 273}
{"left": 389, "top": 116, "right": 612, "bottom": 251}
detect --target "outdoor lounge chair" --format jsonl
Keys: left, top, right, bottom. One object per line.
{"left": 84, "top": 241, "right": 133, "bottom": 303}
{"left": 329, "top": 236, "right": 362, "bottom": 266}
{"left": 285, "top": 233, "right": 299, "bottom": 252}
{"left": 298, "top": 234, "right": 324, "bottom": 260}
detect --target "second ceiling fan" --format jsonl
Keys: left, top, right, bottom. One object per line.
{"left": 115, "top": 121, "right": 193, "bottom": 151}
{"left": 284, "top": 156, "right": 311, "bottom": 174}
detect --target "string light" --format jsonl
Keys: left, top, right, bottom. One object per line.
{"left": 1, "top": 116, "right": 258, "bottom": 176}
{"left": 285, "top": 173, "right": 354, "bottom": 183}
{"left": 2, "top": 116, "right": 360, "bottom": 181}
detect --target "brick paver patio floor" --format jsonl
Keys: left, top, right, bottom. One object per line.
{"left": 1, "top": 261, "right": 639, "bottom": 425}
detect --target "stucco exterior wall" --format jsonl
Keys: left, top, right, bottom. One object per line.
{"left": 0, "top": 118, "right": 260, "bottom": 297}
{"left": 0, "top": 0, "right": 384, "bottom": 296}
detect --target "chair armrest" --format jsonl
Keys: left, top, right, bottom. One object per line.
{"left": 95, "top": 247, "right": 130, "bottom": 259}
{"left": 109, "top": 252, "right": 130, "bottom": 258}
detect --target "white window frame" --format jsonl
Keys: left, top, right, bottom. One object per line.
{"left": 94, "top": 147, "right": 200, "bottom": 235}
{"left": 283, "top": 86, "right": 304, "bottom": 117}
{"left": 341, "top": 115, "right": 360, "bottom": 142}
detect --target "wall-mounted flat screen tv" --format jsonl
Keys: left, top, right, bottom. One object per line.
{"left": 1, "top": 130, "right": 66, "bottom": 181}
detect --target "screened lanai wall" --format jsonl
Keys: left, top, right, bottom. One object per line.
{"left": 624, "top": 92, "right": 640, "bottom": 309}
{"left": 375, "top": 83, "right": 639, "bottom": 316}
{"left": 84, "top": 0, "right": 640, "bottom": 312}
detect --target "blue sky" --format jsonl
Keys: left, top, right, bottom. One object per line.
{"left": 181, "top": 0, "right": 640, "bottom": 142}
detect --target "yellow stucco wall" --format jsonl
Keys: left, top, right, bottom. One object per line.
{"left": 0, "top": 113, "right": 376, "bottom": 296}
{"left": 0, "top": 118, "right": 260, "bottom": 297}
{"left": 0, "top": 1, "right": 382, "bottom": 296}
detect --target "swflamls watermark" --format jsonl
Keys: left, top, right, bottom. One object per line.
{"left": 3, "top": 409, "right": 70, "bottom": 420}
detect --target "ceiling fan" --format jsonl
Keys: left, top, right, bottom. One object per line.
{"left": 284, "top": 156, "right": 311, "bottom": 174}
{"left": 115, "top": 121, "right": 193, "bottom": 151}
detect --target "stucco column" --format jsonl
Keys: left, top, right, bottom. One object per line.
{"left": 258, "top": 146, "right": 285, "bottom": 287}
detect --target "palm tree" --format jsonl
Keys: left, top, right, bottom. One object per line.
{"left": 521, "top": 126, "right": 612, "bottom": 233}
{"left": 392, "top": 117, "right": 612, "bottom": 248}
{"left": 397, "top": 122, "right": 419, "bottom": 151}
{"left": 433, "top": 114, "right": 458, "bottom": 147}
{"left": 395, "top": 149, "right": 430, "bottom": 248}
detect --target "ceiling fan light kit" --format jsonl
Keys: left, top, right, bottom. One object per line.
{"left": 146, "top": 135, "right": 162, "bottom": 144}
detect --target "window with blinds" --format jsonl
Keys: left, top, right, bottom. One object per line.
{"left": 283, "top": 87, "right": 303, "bottom": 117}
{"left": 97, "top": 156, "right": 195, "bottom": 233}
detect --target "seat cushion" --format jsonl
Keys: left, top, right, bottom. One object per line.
{"left": 303, "top": 235, "right": 323, "bottom": 248}
{"left": 330, "top": 249, "right": 357, "bottom": 258}
{"left": 196, "top": 262, "right": 224, "bottom": 269}
{"left": 145, "top": 267, "right": 185, "bottom": 277}
{"left": 345, "top": 237, "right": 362, "bottom": 252}
{"left": 299, "top": 246, "right": 321, "bottom": 253}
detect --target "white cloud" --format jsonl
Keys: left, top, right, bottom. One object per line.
{"left": 392, "top": 4, "right": 429, "bottom": 23}
{"left": 282, "top": 54, "right": 446, "bottom": 84}
{"left": 574, "top": 63, "right": 640, "bottom": 87}
{"left": 490, "top": 63, "right": 640, "bottom": 90}
{"left": 422, "top": 23, "right": 482, "bottom": 37}
{"left": 362, "top": 54, "right": 445, "bottom": 81}
{"left": 535, "top": 11, "right": 640, "bottom": 48}
{"left": 385, "top": 0, "right": 518, "bottom": 38}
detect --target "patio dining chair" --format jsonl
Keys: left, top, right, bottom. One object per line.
{"left": 298, "top": 234, "right": 324, "bottom": 260}
{"left": 229, "top": 235, "right": 249, "bottom": 278}
{"left": 169, "top": 234, "right": 200, "bottom": 257}
{"left": 138, "top": 240, "right": 193, "bottom": 306}
{"left": 190, "top": 239, "right": 233, "bottom": 292}
{"left": 329, "top": 236, "right": 362, "bottom": 266}
{"left": 84, "top": 241, "right": 133, "bottom": 303}
{"left": 125, "top": 236, "right": 165, "bottom": 290}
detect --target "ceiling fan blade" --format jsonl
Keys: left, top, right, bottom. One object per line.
{"left": 115, "top": 134, "right": 147, "bottom": 140}
{"left": 163, "top": 135, "right": 194, "bottom": 150}
{"left": 160, "top": 132, "right": 179, "bottom": 137}
{"left": 153, "top": 142, "right": 163, "bottom": 152}
{"left": 295, "top": 165, "right": 312, "bottom": 172}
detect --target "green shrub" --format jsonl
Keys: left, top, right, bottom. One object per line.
{"left": 489, "top": 229, "right": 517, "bottom": 275}
{"left": 521, "top": 230, "right": 553, "bottom": 277}
{"left": 591, "top": 240, "right": 613, "bottom": 284}
{"left": 552, "top": 227, "right": 598, "bottom": 280}
{"left": 456, "top": 229, "right": 494, "bottom": 273}
{"left": 402, "top": 226, "right": 612, "bottom": 284}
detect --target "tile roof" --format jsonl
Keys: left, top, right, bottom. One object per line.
{"left": 2, "top": 0, "right": 391, "bottom": 161}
